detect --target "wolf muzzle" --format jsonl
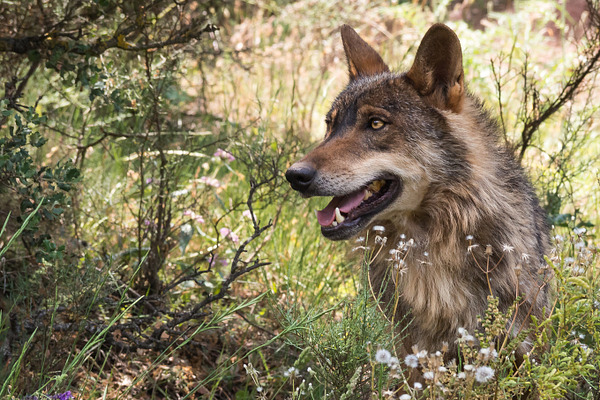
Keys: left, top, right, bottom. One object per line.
{"left": 285, "top": 163, "right": 316, "bottom": 193}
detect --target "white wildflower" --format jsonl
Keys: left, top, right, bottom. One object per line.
{"left": 564, "top": 257, "right": 575, "bottom": 265}
{"left": 463, "top": 364, "right": 474, "bottom": 371}
{"left": 438, "top": 366, "right": 447, "bottom": 373}
{"left": 284, "top": 366, "right": 299, "bottom": 377}
{"left": 389, "top": 356, "right": 400, "bottom": 368}
{"left": 244, "top": 363, "right": 259, "bottom": 376}
{"left": 355, "top": 236, "right": 365, "bottom": 243}
{"left": 399, "top": 395, "right": 411, "bottom": 400}
{"left": 573, "top": 227, "right": 586, "bottom": 235}
{"left": 180, "top": 223, "right": 193, "bottom": 236}
{"left": 502, "top": 244, "right": 514, "bottom": 253}
{"left": 521, "top": 253, "right": 531, "bottom": 262}
{"left": 457, "top": 372, "right": 466, "bottom": 379}
{"left": 256, "top": 386, "right": 263, "bottom": 393}
{"left": 413, "top": 382, "right": 423, "bottom": 390}
{"left": 423, "top": 251, "right": 429, "bottom": 257}
{"left": 467, "top": 244, "right": 479, "bottom": 253}
{"left": 375, "top": 349, "right": 392, "bottom": 364}
{"left": 400, "top": 233, "right": 406, "bottom": 239}
{"left": 404, "top": 354, "right": 419, "bottom": 368}
{"left": 373, "top": 225, "right": 385, "bottom": 232}
{"left": 375, "top": 235, "right": 387, "bottom": 245}
{"left": 572, "top": 265, "right": 585, "bottom": 275}
{"left": 423, "top": 371, "right": 435, "bottom": 380}
{"left": 474, "top": 366, "right": 494, "bottom": 383}
{"left": 466, "top": 235, "right": 474, "bottom": 240}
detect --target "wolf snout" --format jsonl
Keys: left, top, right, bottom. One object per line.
{"left": 285, "top": 163, "right": 316, "bottom": 192}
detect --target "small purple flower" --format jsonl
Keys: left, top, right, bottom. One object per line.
{"left": 213, "top": 148, "right": 235, "bottom": 162}
{"left": 220, "top": 227, "right": 231, "bottom": 237}
{"left": 219, "top": 227, "right": 239, "bottom": 244}
{"left": 183, "top": 210, "right": 205, "bottom": 224}
{"left": 146, "top": 178, "right": 153, "bottom": 184}
{"left": 243, "top": 210, "right": 252, "bottom": 219}
{"left": 144, "top": 219, "right": 151, "bottom": 226}
{"left": 55, "top": 392, "right": 74, "bottom": 400}
{"left": 24, "top": 392, "right": 74, "bottom": 400}
{"left": 199, "top": 176, "right": 220, "bottom": 188}
{"left": 209, "top": 254, "right": 228, "bottom": 268}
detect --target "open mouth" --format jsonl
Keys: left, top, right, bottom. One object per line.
{"left": 317, "top": 177, "right": 402, "bottom": 240}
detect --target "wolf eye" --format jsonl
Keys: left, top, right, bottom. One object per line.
{"left": 370, "top": 119, "right": 385, "bottom": 130}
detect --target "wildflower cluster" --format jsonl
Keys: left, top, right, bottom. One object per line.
{"left": 396, "top": 331, "right": 500, "bottom": 398}
{"left": 213, "top": 148, "right": 236, "bottom": 162}
{"left": 369, "top": 346, "right": 403, "bottom": 399}
{"left": 551, "top": 226, "right": 594, "bottom": 276}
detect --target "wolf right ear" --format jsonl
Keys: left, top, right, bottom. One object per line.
{"left": 406, "top": 24, "right": 465, "bottom": 113}
{"left": 341, "top": 25, "right": 389, "bottom": 81}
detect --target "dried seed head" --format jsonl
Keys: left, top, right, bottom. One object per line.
{"left": 485, "top": 245, "right": 493, "bottom": 255}
{"left": 514, "top": 263, "right": 522, "bottom": 277}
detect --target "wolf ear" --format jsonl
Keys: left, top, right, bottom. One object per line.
{"left": 341, "top": 25, "right": 389, "bottom": 81}
{"left": 406, "top": 24, "right": 465, "bottom": 113}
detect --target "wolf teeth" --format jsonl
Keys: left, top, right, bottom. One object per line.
{"left": 335, "top": 207, "right": 345, "bottom": 224}
{"left": 364, "top": 190, "right": 373, "bottom": 201}
{"left": 332, "top": 221, "right": 338, "bottom": 227}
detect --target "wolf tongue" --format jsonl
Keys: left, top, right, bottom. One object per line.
{"left": 316, "top": 190, "right": 365, "bottom": 226}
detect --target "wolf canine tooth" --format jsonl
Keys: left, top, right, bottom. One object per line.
{"left": 332, "top": 221, "right": 338, "bottom": 227}
{"left": 335, "top": 207, "right": 345, "bottom": 223}
{"left": 364, "top": 190, "right": 373, "bottom": 200}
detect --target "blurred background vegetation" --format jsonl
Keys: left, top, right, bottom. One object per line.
{"left": 0, "top": 0, "right": 599, "bottom": 399}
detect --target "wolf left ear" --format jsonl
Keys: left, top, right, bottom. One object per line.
{"left": 341, "top": 25, "right": 389, "bottom": 81}
{"left": 406, "top": 24, "right": 465, "bottom": 113}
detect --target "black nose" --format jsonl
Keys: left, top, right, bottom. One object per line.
{"left": 285, "top": 165, "right": 316, "bottom": 192}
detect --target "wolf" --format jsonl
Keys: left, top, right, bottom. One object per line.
{"left": 285, "top": 23, "right": 551, "bottom": 370}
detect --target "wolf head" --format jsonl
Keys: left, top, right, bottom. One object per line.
{"left": 286, "top": 24, "right": 470, "bottom": 241}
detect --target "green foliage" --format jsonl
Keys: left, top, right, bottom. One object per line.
{"left": 0, "top": 100, "right": 80, "bottom": 263}
{"left": 283, "top": 261, "right": 404, "bottom": 398}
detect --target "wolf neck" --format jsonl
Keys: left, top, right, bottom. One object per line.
{"left": 365, "top": 97, "right": 535, "bottom": 348}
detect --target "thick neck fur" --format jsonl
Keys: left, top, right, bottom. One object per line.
{"left": 364, "top": 96, "right": 550, "bottom": 355}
